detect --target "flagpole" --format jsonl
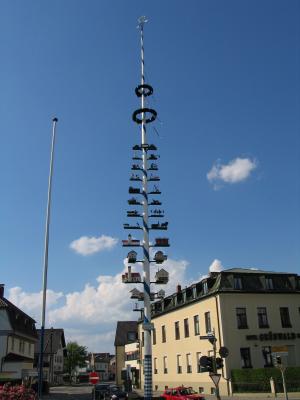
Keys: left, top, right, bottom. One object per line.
{"left": 38, "top": 117, "right": 58, "bottom": 399}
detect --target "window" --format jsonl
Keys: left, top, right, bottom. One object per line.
{"left": 163, "top": 356, "right": 168, "bottom": 374}
{"left": 240, "top": 348, "right": 252, "bottom": 368}
{"left": 234, "top": 277, "right": 243, "bottom": 289}
{"left": 175, "top": 321, "right": 180, "bottom": 340}
{"left": 262, "top": 346, "right": 273, "bottom": 367}
{"left": 280, "top": 307, "right": 292, "bottom": 328}
{"left": 11, "top": 337, "right": 14, "bottom": 351}
{"left": 152, "top": 329, "right": 156, "bottom": 345}
{"left": 265, "top": 277, "right": 274, "bottom": 290}
{"left": 184, "top": 318, "right": 189, "bottom": 337}
{"left": 236, "top": 308, "right": 248, "bottom": 329}
{"left": 142, "top": 332, "right": 144, "bottom": 347}
{"left": 203, "top": 281, "right": 208, "bottom": 294}
{"left": 199, "top": 388, "right": 204, "bottom": 394}
{"left": 154, "top": 358, "right": 158, "bottom": 374}
{"left": 177, "top": 355, "right": 182, "bottom": 374}
{"left": 196, "top": 352, "right": 202, "bottom": 373}
{"left": 205, "top": 312, "right": 211, "bottom": 333}
{"left": 127, "top": 331, "right": 137, "bottom": 342}
{"left": 194, "top": 315, "right": 200, "bottom": 335}
{"left": 257, "top": 307, "right": 269, "bottom": 328}
{"left": 162, "top": 325, "right": 166, "bottom": 343}
{"left": 186, "top": 353, "right": 192, "bottom": 373}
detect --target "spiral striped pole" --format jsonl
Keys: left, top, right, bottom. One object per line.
{"left": 138, "top": 16, "right": 152, "bottom": 400}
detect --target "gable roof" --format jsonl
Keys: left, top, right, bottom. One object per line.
{"left": 0, "top": 297, "right": 38, "bottom": 339}
{"left": 114, "top": 321, "right": 138, "bottom": 347}
{"left": 35, "top": 328, "right": 66, "bottom": 355}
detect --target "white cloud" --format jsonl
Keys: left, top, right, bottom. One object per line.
{"left": 8, "top": 287, "right": 63, "bottom": 322}
{"left": 7, "top": 257, "right": 189, "bottom": 352}
{"left": 207, "top": 157, "right": 257, "bottom": 187}
{"left": 209, "top": 259, "right": 223, "bottom": 273}
{"left": 70, "top": 235, "right": 118, "bottom": 256}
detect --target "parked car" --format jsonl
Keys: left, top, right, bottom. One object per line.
{"left": 108, "top": 385, "right": 128, "bottom": 400}
{"left": 93, "top": 384, "right": 128, "bottom": 400}
{"left": 161, "top": 387, "right": 205, "bottom": 400}
{"left": 93, "top": 383, "right": 110, "bottom": 399}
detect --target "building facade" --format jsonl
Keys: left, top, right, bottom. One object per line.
{"left": 114, "top": 321, "right": 138, "bottom": 386}
{"left": 34, "top": 328, "right": 67, "bottom": 384}
{"left": 138, "top": 268, "right": 300, "bottom": 395}
{"left": 124, "top": 341, "right": 140, "bottom": 388}
{"left": 93, "top": 353, "right": 110, "bottom": 381}
{"left": 0, "top": 285, "right": 38, "bottom": 382}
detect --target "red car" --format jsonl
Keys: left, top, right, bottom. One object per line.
{"left": 161, "top": 387, "right": 205, "bottom": 400}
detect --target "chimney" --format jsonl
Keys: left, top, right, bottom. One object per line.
{"left": 177, "top": 284, "right": 181, "bottom": 293}
{"left": 0, "top": 284, "right": 4, "bottom": 298}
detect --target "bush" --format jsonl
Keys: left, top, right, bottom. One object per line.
{"left": 0, "top": 383, "right": 37, "bottom": 399}
{"left": 231, "top": 367, "right": 300, "bottom": 393}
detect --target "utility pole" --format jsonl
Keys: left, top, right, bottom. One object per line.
{"left": 122, "top": 17, "right": 170, "bottom": 400}
{"left": 38, "top": 118, "right": 58, "bottom": 399}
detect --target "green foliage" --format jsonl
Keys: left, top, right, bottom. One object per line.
{"left": 231, "top": 367, "right": 300, "bottom": 393}
{"left": 65, "top": 341, "right": 88, "bottom": 378}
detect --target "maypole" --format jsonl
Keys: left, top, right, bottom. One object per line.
{"left": 122, "top": 17, "right": 170, "bottom": 400}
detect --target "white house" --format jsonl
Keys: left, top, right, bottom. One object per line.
{"left": 0, "top": 284, "right": 38, "bottom": 381}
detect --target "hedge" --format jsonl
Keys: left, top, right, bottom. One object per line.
{"left": 231, "top": 367, "right": 300, "bottom": 393}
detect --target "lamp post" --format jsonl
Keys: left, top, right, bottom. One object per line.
{"left": 38, "top": 117, "right": 58, "bottom": 399}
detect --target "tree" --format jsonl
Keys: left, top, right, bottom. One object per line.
{"left": 65, "top": 341, "right": 88, "bottom": 382}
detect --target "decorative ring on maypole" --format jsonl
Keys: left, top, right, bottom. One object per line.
{"left": 135, "top": 84, "right": 154, "bottom": 97}
{"left": 132, "top": 108, "right": 157, "bottom": 124}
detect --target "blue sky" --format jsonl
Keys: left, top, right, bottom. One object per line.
{"left": 1, "top": 0, "right": 299, "bottom": 350}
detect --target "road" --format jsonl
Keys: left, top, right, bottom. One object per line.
{"left": 45, "top": 385, "right": 93, "bottom": 399}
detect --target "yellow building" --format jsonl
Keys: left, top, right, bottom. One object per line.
{"left": 138, "top": 268, "right": 300, "bottom": 395}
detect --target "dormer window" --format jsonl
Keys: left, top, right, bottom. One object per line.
{"left": 203, "top": 281, "right": 208, "bottom": 294}
{"left": 127, "top": 331, "right": 137, "bottom": 342}
{"left": 234, "top": 277, "right": 243, "bottom": 290}
{"left": 265, "top": 277, "right": 274, "bottom": 290}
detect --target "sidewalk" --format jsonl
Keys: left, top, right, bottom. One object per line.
{"left": 129, "top": 389, "right": 300, "bottom": 400}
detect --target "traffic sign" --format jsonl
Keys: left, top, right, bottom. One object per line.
{"left": 142, "top": 322, "right": 154, "bottom": 331}
{"left": 219, "top": 346, "right": 229, "bottom": 358}
{"left": 89, "top": 372, "right": 99, "bottom": 385}
{"left": 209, "top": 373, "right": 221, "bottom": 387}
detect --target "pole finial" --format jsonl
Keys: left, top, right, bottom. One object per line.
{"left": 52, "top": 117, "right": 58, "bottom": 122}
{"left": 137, "top": 16, "right": 148, "bottom": 29}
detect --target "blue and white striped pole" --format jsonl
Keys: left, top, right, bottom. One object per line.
{"left": 138, "top": 16, "right": 153, "bottom": 400}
